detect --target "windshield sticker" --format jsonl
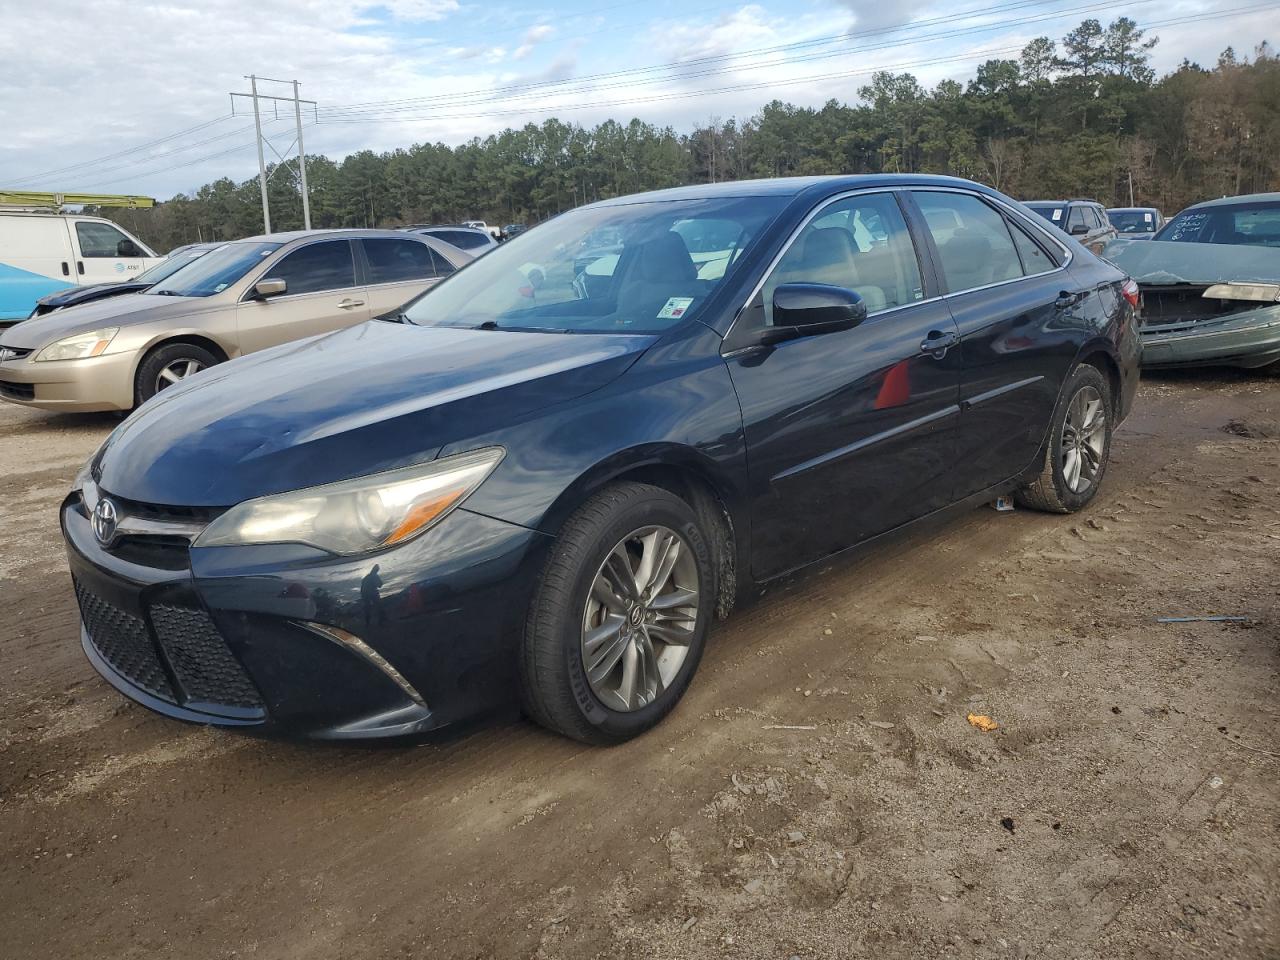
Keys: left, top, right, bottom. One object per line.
{"left": 1144, "top": 212, "right": 1153, "bottom": 222}
{"left": 657, "top": 296, "right": 694, "bottom": 319}
{"left": 214, "top": 283, "right": 228, "bottom": 292}
{"left": 1051, "top": 209, "right": 1063, "bottom": 221}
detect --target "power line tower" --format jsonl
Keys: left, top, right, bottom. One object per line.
{"left": 230, "top": 76, "right": 318, "bottom": 234}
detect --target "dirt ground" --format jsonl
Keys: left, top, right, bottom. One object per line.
{"left": 1, "top": 371, "right": 1277, "bottom": 960}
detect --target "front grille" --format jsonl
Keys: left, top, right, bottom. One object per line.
{"left": 74, "top": 580, "right": 176, "bottom": 702}
{"left": 0, "top": 380, "right": 35, "bottom": 401}
{"left": 151, "top": 604, "right": 264, "bottom": 710}
{"left": 111, "top": 494, "right": 224, "bottom": 526}
{"left": 74, "top": 578, "right": 265, "bottom": 716}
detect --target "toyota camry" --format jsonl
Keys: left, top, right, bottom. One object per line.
{"left": 63, "top": 175, "right": 1140, "bottom": 743}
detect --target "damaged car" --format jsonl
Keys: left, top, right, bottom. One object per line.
{"left": 1103, "top": 192, "right": 1280, "bottom": 372}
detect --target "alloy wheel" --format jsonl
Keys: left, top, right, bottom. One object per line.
{"left": 1061, "top": 384, "right": 1106, "bottom": 493}
{"left": 155, "top": 358, "right": 205, "bottom": 393}
{"left": 581, "top": 525, "right": 700, "bottom": 712}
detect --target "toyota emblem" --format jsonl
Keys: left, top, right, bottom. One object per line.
{"left": 92, "top": 497, "right": 119, "bottom": 546}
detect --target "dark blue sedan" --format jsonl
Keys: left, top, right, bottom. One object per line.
{"left": 62, "top": 175, "right": 1141, "bottom": 743}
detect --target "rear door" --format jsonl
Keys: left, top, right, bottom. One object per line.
{"left": 724, "top": 189, "right": 960, "bottom": 580}
{"left": 236, "top": 239, "right": 366, "bottom": 354}
{"left": 358, "top": 237, "right": 443, "bottom": 318}
{"left": 69, "top": 219, "right": 158, "bottom": 285}
{"left": 907, "top": 189, "right": 1078, "bottom": 497}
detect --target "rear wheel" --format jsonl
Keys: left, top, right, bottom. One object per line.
{"left": 520, "top": 482, "right": 713, "bottom": 744}
{"left": 134, "top": 342, "right": 220, "bottom": 407}
{"left": 1016, "top": 364, "right": 1112, "bottom": 513}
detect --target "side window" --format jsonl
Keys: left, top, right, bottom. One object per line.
{"left": 266, "top": 241, "right": 356, "bottom": 295}
{"left": 913, "top": 192, "right": 1024, "bottom": 292}
{"left": 1009, "top": 221, "right": 1058, "bottom": 274}
{"left": 364, "top": 238, "right": 435, "bottom": 284}
{"left": 428, "top": 248, "right": 455, "bottom": 276}
{"left": 76, "top": 221, "right": 141, "bottom": 258}
{"left": 763, "top": 192, "right": 923, "bottom": 323}
{"left": 1066, "top": 206, "right": 1088, "bottom": 233}
{"left": 439, "top": 230, "right": 485, "bottom": 250}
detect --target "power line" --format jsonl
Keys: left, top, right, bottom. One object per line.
{"left": 7, "top": 115, "right": 237, "bottom": 187}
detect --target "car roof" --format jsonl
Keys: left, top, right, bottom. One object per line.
{"left": 1181, "top": 192, "right": 1280, "bottom": 210}
{"left": 235, "top": 228, "right": 424, "bottom": 243}
{"left": 588, "top": 174, "right": 1003, "bottom": 208}
{"left": 1106, "top": 207, "right": 1159, "bottom": 213}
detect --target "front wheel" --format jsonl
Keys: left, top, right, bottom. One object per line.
{"left": 134, "top": 341, "right": 220, "bottom": 407}
{"left": 520, "top": 482, "right": 714, "bottom": 744}
{"left": 1016, "top": 364, "right": 1113, "bottom": 513}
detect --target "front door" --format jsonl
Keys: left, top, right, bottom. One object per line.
{"left": 236, "top": 239, "right": 368, "bottom": 355}
{"left": 70, "top": 220, "right": 158, "bottom": 285}
{"left": 724, "top": 190, "right": 961, "bottom": 581}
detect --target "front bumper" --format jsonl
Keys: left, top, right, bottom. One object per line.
{"left": 63, "top": 490, "right": 550, "bottom": 740}
{"left": 0, "top": 350, "right": 136, "bottom": 411}
{"left": 1140, "top": 306, "right": 1280, "bottom": 370}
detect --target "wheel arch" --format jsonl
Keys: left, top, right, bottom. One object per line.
{"left": 1074, "top": 340, "right": 1122, "bottom": 412}
{"left": 539, "top": 444, "right": 748, "bottom": 619}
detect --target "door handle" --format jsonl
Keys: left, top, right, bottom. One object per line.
{"left": 337, "top": 298, "right": 366, "bottom": 309}
{"left": 1054, "top": 291, "right": 1082, "bottom": 309}
{"left": 77, "top": 261, "right": 84, "bottom": 275}
{"left": 61, "top": 261, "right": 70, "bottom": 276}
{"left": 919, "top": 329, "right": 959, "bottom": 359}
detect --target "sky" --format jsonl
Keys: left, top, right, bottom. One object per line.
{"left": 0, "top": 0, "right": 1273, "bottom": 199}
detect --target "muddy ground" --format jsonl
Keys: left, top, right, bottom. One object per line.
{"left": 1, "top": 371, "right": 1277, "bottom": 960}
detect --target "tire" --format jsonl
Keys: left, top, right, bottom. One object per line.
{"left": 134, "top": 342, "right": 220, "bottom": 407}
{"left": 520, "top": 482, "right": 715, "bottom": 744}
{"left": 1016, "top": 363, "right": 1113, "bottom": 513}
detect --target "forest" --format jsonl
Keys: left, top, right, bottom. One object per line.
{"left": 97, "top": 18, "right": 1280, "bottom": 252}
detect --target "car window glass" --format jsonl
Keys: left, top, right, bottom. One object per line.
{"left": 428, "top": 248, "right": 456, "bottom": 275}
{"left": 364, "top": 238, "right": 435, "bottom": 284}
{"left": 437, "top": 230, "right": 487, "bottom": 250}
{"left": 401, "top": 195, "right": 786, "bottom": 334}
{"left": 914, "top": 192, "right": 1024, "bottom": 291}
{"left": 1065, "top": 206, "right": 1088, "bottom": 232}
{"left": 1009, "top": 220, "right": 1056, "bottom": 273}
{"left": 267, "top": 241, "right": 356, "bottom": 295}
{"left": 76, "top": 221, "right": 138, "bottom": 258}
{"left": 762, "top": 193, "right": 922, "bottom": 323}
{"left": 149, "top": 241, "right": 282, "bottom": 298}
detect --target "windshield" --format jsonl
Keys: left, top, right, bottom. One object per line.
{"left": 1154, "top": 200, "right": 1280, "bottom": 247}
{"left": 147, "top": 241, "right": 282, "bottom": 298}
{"left": 1026, "top": 203, "right": 1065, "bottom": 226}
{"left": 135, "top": 245, "right": 219, "bottom": 285}
{"left": 401, "top": 196, "right": 786, "bottom": 333}
{"left": 1108, "top": 210, "right": 1157, "bottom": 234}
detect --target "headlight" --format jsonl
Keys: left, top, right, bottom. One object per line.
{"left": 34, "top": 327, "right": 120, "bottom": 362}
{"left": 194, "top": 447, "right": 504, "bottom": 555}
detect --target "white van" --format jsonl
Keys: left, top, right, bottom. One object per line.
{"left": 0, "top": 212, "right": 161, "bottom": 322}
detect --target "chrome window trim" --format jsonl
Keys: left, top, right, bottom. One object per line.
{"left": 725, "top": 187, "right": 940, "bottom": 347}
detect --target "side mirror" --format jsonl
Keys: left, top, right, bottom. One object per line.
{"left": 761, "top": 283, "right": 867, "bottom": 345}
{"left": 1069, "top": 223, "right": 1089, "bottom": 236}
{"left": 117, "top": 239, "right": 144, "bottom": 257}
{"left": 254, "top": 278, "right": 287, "bottom": 299}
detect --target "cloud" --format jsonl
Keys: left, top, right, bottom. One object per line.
{"left": 513, "top": 23, "right": 556, "bottom": 61}
{"left": 361, "top": 0, "right": 459, "bottom": 22}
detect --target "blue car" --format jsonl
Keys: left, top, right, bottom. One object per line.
{"left": 63, "top": 175, "right": 1140, "bottom": 743}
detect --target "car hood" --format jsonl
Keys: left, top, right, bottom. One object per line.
{"left": 95, "top": 321, "right": 655, "bottom": 506}
{"left": 0, "top": 291, "right": 212, "bottom": 348}
{"left": 1103, "top": 238, "right": 1280, "bottom": 285}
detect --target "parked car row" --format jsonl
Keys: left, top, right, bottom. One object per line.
{"left": 0, "top": 229, "right": 472, "bottom": 410}
{"left": 43, "top": 173, "right": 1143, "bottom": 747}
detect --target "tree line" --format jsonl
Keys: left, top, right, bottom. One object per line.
{"left": 96, "top": 19, "right": 1279, "bottom": 252}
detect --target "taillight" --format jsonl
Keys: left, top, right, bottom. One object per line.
{"left": 1121, "top": 278, "right": 1141, "bottom": 309}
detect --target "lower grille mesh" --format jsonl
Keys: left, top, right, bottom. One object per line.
{"left": 151, "top": 604, "right": 264, "bottom": 709}
{"left": 74, "top": 580, "right": 176, "bottom": 702}
{"left": 74, "top": 579, "right": 264, "bottom": 716}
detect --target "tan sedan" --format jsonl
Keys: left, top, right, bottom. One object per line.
{"left": 0, "top": 229, "right": 471, "bottom": 412}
